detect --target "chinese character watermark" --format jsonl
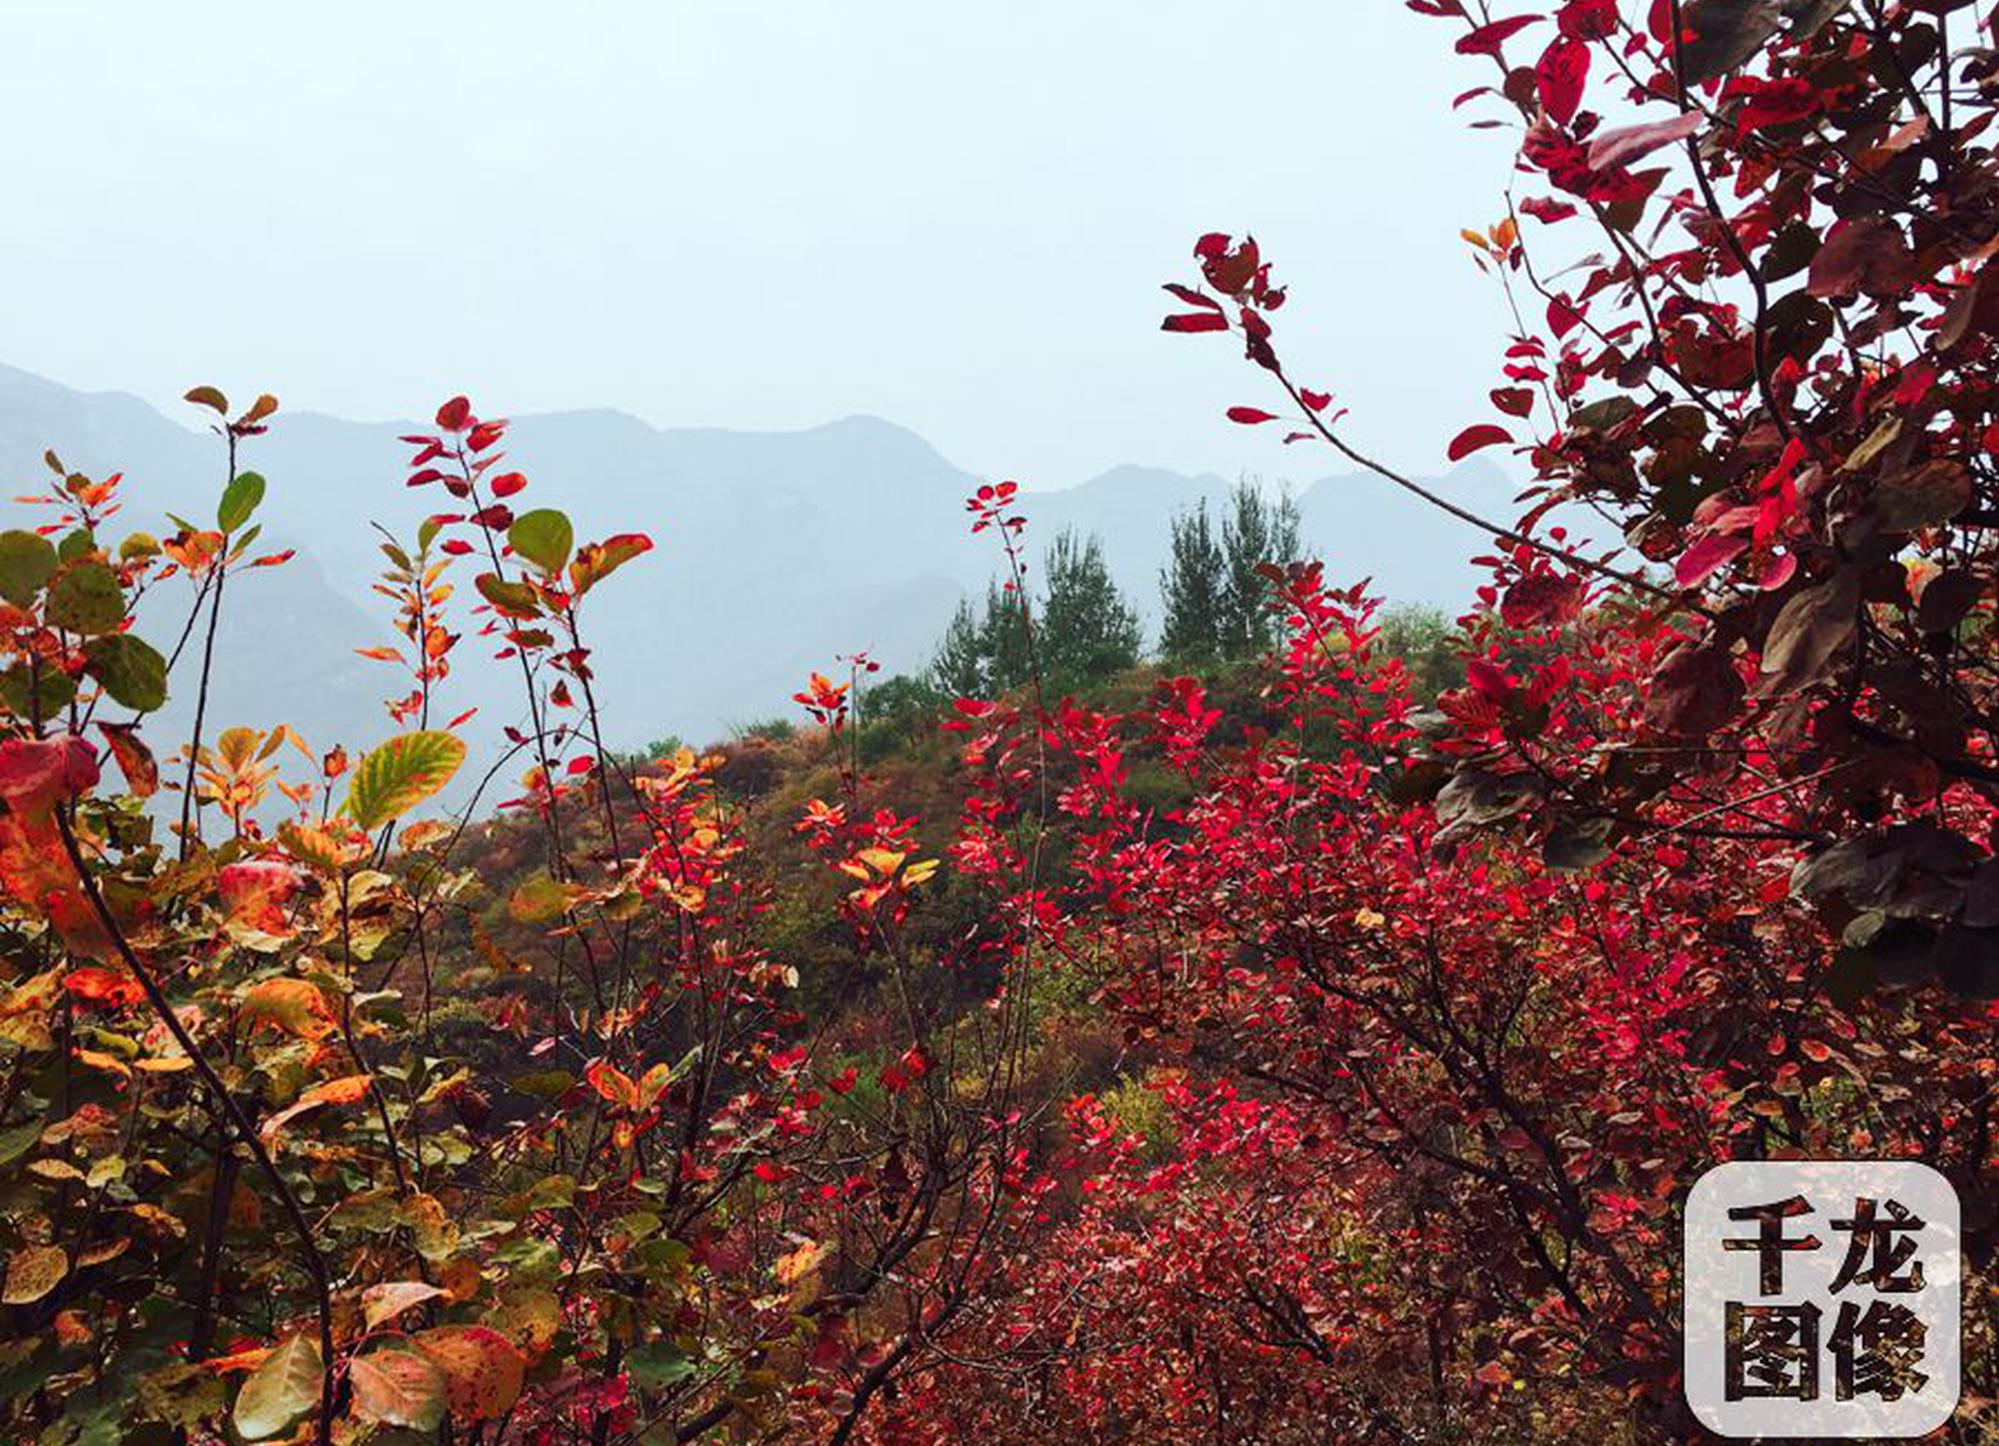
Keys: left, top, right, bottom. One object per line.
{"left": 1685, "top": 1161, "right": 1960, "bottom": 1437}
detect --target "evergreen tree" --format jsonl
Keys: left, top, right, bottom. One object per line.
{"left": 978, "top": 578, "right": 1034, "bottom": 694}
{"left": 1159, "top": 500, "right": 1226, "bottom": 664}
{"left": 1218, "top": 478, "right": 1303, "bottom": 658}
{"left": 1038, "top": 529, "right": 1140, "bottom": 691}
{"left": 930, "top": 531, "right": 1141, "bottom": 701}
{"left": 932, "top": 596, "right": 986, "bottom": 698}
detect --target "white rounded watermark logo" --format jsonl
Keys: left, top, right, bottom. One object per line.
{"left": 1684, "top": 1160, "right": 1961, "bottom": 1438}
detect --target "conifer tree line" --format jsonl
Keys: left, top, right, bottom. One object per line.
{"left": 931, "top": 478, "right": 1303, "bottom": 697}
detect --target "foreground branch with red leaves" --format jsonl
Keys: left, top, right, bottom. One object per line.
{"left": 7, "top": 3, "right": 1999, "bottom": 1443}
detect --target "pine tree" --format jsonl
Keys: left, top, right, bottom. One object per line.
{"left": 1038, "top": 529, "right": 1140, "bottom": 692}
{"left": 979, "top": 578, "right": 1034, "bottom": 694}
{"left": 931, "top": 596, "right": 987, "bottom": 698}
{"left": 1218, "top": 478, "right": 1303, "bottom": 658}
{"left": 1159, "top": 500, "right": 1226, "bottom": 665}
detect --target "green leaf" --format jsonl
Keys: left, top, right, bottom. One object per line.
{"left": 346, "top": 730, "right": 468, "bottom": 830}
{"left": 626, "top": 1343, "right": 697, "bottom": 1390}
{"left": 0, "top": 531, "right": 57, "bottom": 606}
{"left": 56, "top": 528, "right": 96, "bottom": 564}
{"left": 232, "top": 1333, "right": 323, "bottom": 1441}
{"left": 84, "top": 634, "right": 168, "bottom": 712}
{"left": 1542, "top": 815, "right": 1613, "bottom": 871}
{"left": 46, "top": 561, "right": 126, "bottom": 635}
{"left": 507, "top": 872, "right": 575, "bottom": 924}
{"left": 476, "top": 573, "right": 543, "bottom": 619}
{"left": 0, "top": 1120, "right": 40, "bottom": 1164}
{"left": 0, "top": 663, "right": 76, "bottom": 720}
{"left": 218, "top": 471, "right": 267, "bottom": 533}
{"left": 509, "top": 1069, "right": 575, "bottom": 1101}
{"left": 1568, "top": 397, "right": 1638, "bottom": 434}
{"left": 135, "top": 1361, "right": 226, "bottom": 1432}
{"left": 508, "top": 509, "right": 573, "bottom": 575}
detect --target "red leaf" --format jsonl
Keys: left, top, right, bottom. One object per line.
{"left": 1456, "top": 14, "right": 1543, "bottom": 54}
{"left": 1163, "top": 311, "right": 1230, "bottom": 334}
{"left": 1466, "top": 657, "right": 1515, "bottom": 702}
{"left": 1807, "top": 216, "right": 1914, "bottom": 299}
{"left": 1558, "top": 0, "right": 1618, "bottom": 39}
{"left": 1161, "top": 283, "right": 1222, "bottom": 312}
{"left": 1757, "top": 551, "right": 1798, "bottom": 591}
{"left": 435, "top": 396, "right": 473, "bottom": 432}
{"left": 1586, "top": 113, "right": 1700, "bottom": 170}
{"left": 1519, "top": 196, "right": 1578, "bottom": 223}
{"left": 0, "top": 737, "right": 97, "bottom": 819}
{"left": 489, "top": 472, "right": 527, "bottom": 499}
{"left": 1226, "top": 407, "right": 1279, "bottom": 425}
{"left": 1732, "top": 75, "right": 1819, "bottom": 135}
{"left": 65, "top": 967, "right": 144, "bottom": 1007}
{"left": 1675, "top": 532, "right": 1749, "bottom": 587}
{"left": 1448, "top": 424, "right": 1513, "bottom": 461}
{"left": 1535, "top": 37, "right": 1589, "bottom": 125}
{"left": 1501, "top": 572, "right": 1583, "bottom": 627}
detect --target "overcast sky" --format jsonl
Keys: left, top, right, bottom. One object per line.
{"left": 2, "top": 2, "right": 1519, "bottom": 489}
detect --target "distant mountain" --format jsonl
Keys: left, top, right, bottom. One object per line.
{"left": 0, "top": 363, "right": 1555, "bottom": 790}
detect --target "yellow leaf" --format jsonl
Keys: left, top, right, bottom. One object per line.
{"left": 239, "top": 978, "right": 334, "bottom": 1041}
{"left": 73, "top": 1048, "right": 132, "bottom": 1077}
{"left": 233, "top": 1333, "right": 324, "bottom": 1440}
{"left": 413, "top": 1325, "right": 525, "bottom": 1421}
{"left": 259, "top": 1074, "right": 375, "bottom": 1144}
{"left": 346, "top": 731, "right": 467, "bottom": 830}
{"left": 3, "top": 1243, "right": 67, "bottom": 1304}
{"left": 279, "top": 821, "right": 351, "bottom": 876}
{"left": 362, "top": 1280, "right": 448, "bottom": 1332}
{"left": 774, "top": 1238, "right": 831, "bottom": 1288}
{"left": 349, "top": 1349, "right": 445, "bottom": 1431}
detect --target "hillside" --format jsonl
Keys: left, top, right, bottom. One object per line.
{"left": 0, "top": 363, "right": 1526, "bottom": 797}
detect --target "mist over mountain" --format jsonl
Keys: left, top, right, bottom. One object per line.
{"left": 0, "top": 362, "right": 1537, "bottom": 776}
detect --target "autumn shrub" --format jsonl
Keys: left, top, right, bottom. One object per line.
{"left": 9, "top": 3, "right": 1999, "bottom": 1442}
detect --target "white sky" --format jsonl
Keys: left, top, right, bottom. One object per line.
{"left": 1, "top": 1, "right": 1521, "bottom": 488}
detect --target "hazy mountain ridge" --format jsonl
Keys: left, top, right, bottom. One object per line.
{"left": 0, "top": 363, "right": 1530, "bottom": 774}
